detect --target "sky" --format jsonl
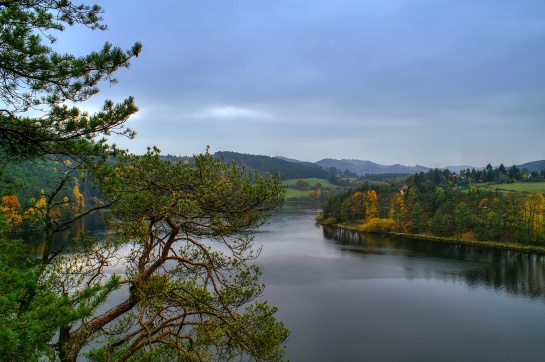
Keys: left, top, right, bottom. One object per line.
{"left": 61, "top": 0, "right": 545, "bottom": 168}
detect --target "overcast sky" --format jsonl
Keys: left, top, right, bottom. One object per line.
{"left": 63, "top": 0, "right": 545, "bottom": 167}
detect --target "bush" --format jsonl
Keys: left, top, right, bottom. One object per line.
{"left": 359, "top": 218, "right": 396, "bottom": 233}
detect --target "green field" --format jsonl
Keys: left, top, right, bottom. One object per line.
{"left": 478, "top": 182, "right": 545, "bottom": 194}
{"left": 284, "top": 189, "right": 312, "bottom": 198}
{"left": 281, "top": 178, "right": 336, "bottom": 187}
{"left": 281, "top": 178, "right": 358, "bottom": 188}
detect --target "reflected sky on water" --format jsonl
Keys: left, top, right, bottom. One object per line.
{"left": 20, "top": 204, "right": 545, "bottom": 361}
{"left": 255, "top": 205, "right": 545, "bottom": 362}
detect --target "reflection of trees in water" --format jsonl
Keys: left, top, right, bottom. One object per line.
{"left": 467, "top": 252, "right": 545, "bottom": 301}
{"left": 19, "top": 213, "right": 109, "bottom": 259}
{"left": 23, "top": 220, "right": 83, "bottom": 258}
{"left": 323, "top": 226, "right": 366, "bottom": 247}
{"left": 323, "top": 226, "right": 545, "bottom": 301}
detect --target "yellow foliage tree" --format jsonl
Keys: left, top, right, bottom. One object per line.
{"left": 348, "top": 191, "right": 365, "bottom": 220}
{"left": 390, "top": 193, "right": 408, "bottom": 230}
{"left": 72, "top": 185, "right": 85, "bottom": 215}
{"left": 1, "top": 195, "right": 23, "bottom": 227}
{"left": 523, "top": 193, "right": 545, "bottom": 242}
{"left": 35, "top": 195, "right": 47, "bottom": 211}
{"left": 360, "top": 218, "right": 396, "bottom": 233}
{"left": 364, "top": 190, "right": 379, "bottom": 220}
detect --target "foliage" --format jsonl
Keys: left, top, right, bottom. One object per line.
{"left": 215, "top": 151, "right": 327, "bottom": 180}
{"left": 0, "top": 2, "right": 289, "bottom": 361}
{"left": 359, "top": 218, "right": 395, "bottom": 233}
{"left": 1, "top": 195, "right": 22, "bottom": 227}
{"left": 315, "top": 214, "right": 336, "bottom": 225}
{"left": 0, "top": 214, "right": 81, "bottom": 361}
{"left": 320, "top": 164, "right": 545, "bottom": 245}
{"left": 0, "top": 0, "right": 141, "bottom": 163}
{"left": 453, "top": 202, "right": 470, "bottom": 237}
{"left": 43, "top": 149, "right": 288, "bottom": 361}
{"left": 1, "top": 156, "right": 108, "bottom": 237}
{"left": 2, "top": 149, "right": 289, "bottom": 361}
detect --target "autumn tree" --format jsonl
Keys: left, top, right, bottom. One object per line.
{"left": 522, "top": 193, "right": 545, "bottom": 242}
{"left": 348, "top": 191, "right": 365, "bottom": 220}
{"left": 363, "top": 190, "right": 379, "bottom": 220}
{"left": 294, "top": 179, "right": 310, "bottom": 190}
{"left": 1, "top": 194, "right": 22, "bottom": 227}
{"left": 390, "top": 193, "right": 408, "bottom": 231}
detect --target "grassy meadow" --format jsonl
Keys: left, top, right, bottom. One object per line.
{"left": 478, "top": 182, "right": 545, "bottom": 194}
{"left": 281, "top": 178, "right": 345, "bottom": 199}
{"left": 280, "top": 178, "right": 336, "bottom": 187}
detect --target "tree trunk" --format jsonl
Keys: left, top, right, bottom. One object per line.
{"left": 57, "top": 293, "right": 140, "bottom": 361}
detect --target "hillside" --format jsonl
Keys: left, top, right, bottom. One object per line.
{"left": 518, "top": 160, "right": 545, "bottom": 172}
{"left": 214, "top": 151, "right": 327, "bottom": 180}
{"left": 315, "top": 158, "right": 429, "bottom": 175}
{"left": 165, "top": 152, "right": 545, "bottom": 179}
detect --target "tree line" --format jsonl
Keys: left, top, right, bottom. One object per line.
{"left": 318, "top": 166, "right": 545, "bottom": 244}
{"left": 214, "top": 151, "right": 359, "bottom": 181}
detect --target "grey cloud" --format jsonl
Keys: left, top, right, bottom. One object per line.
{"left": 69, "top": 0, "right": 545, "bottom": 166}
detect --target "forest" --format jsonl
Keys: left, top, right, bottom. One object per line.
{"left": 0, "top": 158, "right": 106, "bottom": 231}
{"left": 317, "top": 164, "right": 545, "bottom": 245}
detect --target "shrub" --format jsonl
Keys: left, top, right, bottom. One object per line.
{"left": 359, "top": 218, "right": 396, "bottom": 233}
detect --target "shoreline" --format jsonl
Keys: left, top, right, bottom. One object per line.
{"left": 324, "top": 222, "right": 545, "bottom": 255}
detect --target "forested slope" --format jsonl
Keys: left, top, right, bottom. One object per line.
{"left": 318, "top": 165, "right": 545, "bottom": 245}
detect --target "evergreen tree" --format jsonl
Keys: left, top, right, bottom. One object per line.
{"left": 454, "top": 202, "right": 470, "bottom": 237}
{"left": 409, "top": 203, "right": 423, "bottom": 234}
{"left": 0, "top": 3, "right": 289, "bottom": 361}
{"left": 0, "top": 0, "right": 141, "bottom": 163}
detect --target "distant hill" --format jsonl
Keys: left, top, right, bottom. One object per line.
{"left": 274, "top": 156, "right": 303, "bottom": 163}
{"left": 314, "top": 158, "right": 358, "bottom": 172}
{"left": 443, "top": 165, "right": 478, "bottom": 173}
{"left": 315, "top": 158, "right": 429, "bottom": 176}
{"left": 164, "top": 152, "right": 545, "bottom": 180}
{"left": 517, "top": 160, "right": 545, "bottom": 172}
{"left": 214, "top": 151, "right": 327, "bottom": 180}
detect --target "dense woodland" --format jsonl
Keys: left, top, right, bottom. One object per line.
{"left": 0, "top": 158, "right": 105, "bottom": 231}
{"left": 318, "top": 164, "right": 545, "bottom": 245}
{"left": 213, "top": 151, "right": 358, "bottom": 181}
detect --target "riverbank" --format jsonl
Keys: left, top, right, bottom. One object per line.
{"left": 324, "top": 222, "right": 545, "bottom": 255}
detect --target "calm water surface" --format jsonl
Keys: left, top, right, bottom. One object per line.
{"left": 27, "top": 205, "right": 545, "bottom": 361}
{"left": 256, "top": 204, "right": 545, "bottom": 362}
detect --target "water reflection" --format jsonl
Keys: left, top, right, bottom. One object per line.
{"left": 323, "top": 226, "right": 545, "bottom": 301}
{"left": 19, "top": 212, "right": 109, "bottom": 259}
{"left": 14, "top": 205, "right": 545, "bottom": 361}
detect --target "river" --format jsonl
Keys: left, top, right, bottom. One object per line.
{"left": 255, "top": 203, "right": 545, "bottom": 362}
{"left": 25, "top": 204, "right": 545, "bottom": 361}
